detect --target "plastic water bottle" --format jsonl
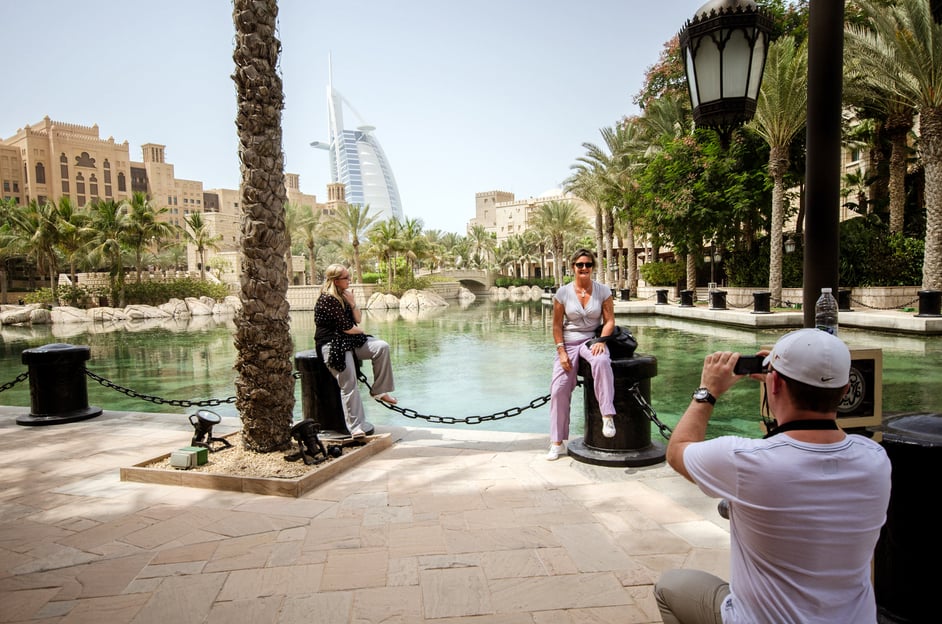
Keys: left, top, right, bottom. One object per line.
{"left": 815, "top": 287, "right": 839, "bottom": 335}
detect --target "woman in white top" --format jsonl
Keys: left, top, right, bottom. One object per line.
{"left": 547, "top": 249, "right": 616, "bottom": 460}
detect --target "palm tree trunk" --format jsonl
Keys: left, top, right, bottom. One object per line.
{"left": 768, "top": 146, "right": 789, "bottom": 305}
{"left": 920, "top": 107, "right": 942, "bottom": 291}
{"left": 887, "top": 121, "right": 909, "bottom": 234}
{"left": 626, "top": 222, "right": 638, "bottom": 295}
{"left": 232, "top": 0, "right": 294, "bottom": 452}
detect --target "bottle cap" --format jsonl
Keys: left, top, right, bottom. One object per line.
{"left": 821, "top": 287, "right": 832, "bottom": 293}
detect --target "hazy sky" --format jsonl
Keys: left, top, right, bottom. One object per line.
{"left": 4, "top": 0, "right": 697, "bottom": 234}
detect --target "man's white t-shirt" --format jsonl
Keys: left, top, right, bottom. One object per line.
{"left": 684, "top": 433, "right": 891, "bottom": 624}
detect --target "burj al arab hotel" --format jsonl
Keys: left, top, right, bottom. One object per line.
{"left": 310, "top": 61, "right": 403, "bottom": 222}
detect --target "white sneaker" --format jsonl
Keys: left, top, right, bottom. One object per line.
{"left": 546, "top": 443, "right": 564, "bottom": 461}
{"left": 602, "top": 417, "right": 616, "bottom": 438}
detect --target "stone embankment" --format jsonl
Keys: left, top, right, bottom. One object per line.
{"left": 0, "top": 285, "right": 541, "bottom": 326}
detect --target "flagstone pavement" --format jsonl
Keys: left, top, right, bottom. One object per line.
{"left": 0, "top": 405, "right": 731, "bottom": 624}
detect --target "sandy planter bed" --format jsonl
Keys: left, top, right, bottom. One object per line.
{"left": 121, "top": 431, "right": 392, "bottom": 497}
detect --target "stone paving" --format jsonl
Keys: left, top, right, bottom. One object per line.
{"left": 0, "top": 405, "right": 729, "bottom": 623}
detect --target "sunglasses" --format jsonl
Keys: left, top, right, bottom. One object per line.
{"left": 574, "top": 262, "right": 594, "bottom": 269}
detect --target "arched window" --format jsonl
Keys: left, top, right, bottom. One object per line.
{"left": 89, "top": 174, "right": 99, "bottom": 198}
{"left": 60, "top": 153, "right": 69, "bottom": 179}
{"left": 35, "top": 162, "right": 46, "bottom": 184}
{"left": 75, "top": 172, "right": 85, "bottom": 195}
{"left": 117, "top": 171, "right": 127, "bottom": 192}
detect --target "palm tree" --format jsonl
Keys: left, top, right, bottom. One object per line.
{"left": 846, "top": 0, "right": 942, "bottom": 290}
{"left": 398, "top": 217, "right": 427, "bottom": 275}
{"left": 183, "top": 212, "right": 222, "bottom": 281}
{"left": 87, "top": 198, "right": 131, "bottom": 306}
{"left": 53, "top": 196, "right": 94, "bottom": 286}
{"left": 749, "top": 36, "right": 808, "bottom": 306}
{"left": 296, "top": 205, "right": 333, "bottom": 284}
{"left": 564, "top": 166, "right": 608, "bottom": 282}
{"left": 368, "top": 218, "right": 402, "bottom": 286}
{"left": 466, "top": 224, "right": 496, "bottom": 268}
{"left": 532, "top": 200, "right": 590, "bottom": 287}
{"left": 8, "top": 200, "right": 61, "bottom": 295}
{"left": 330, "top": 203, "right": 379, "bottom": 282}
{"left": 125, "top": 192, "right": 177, "bottom": 283}
{"left": 283, "top": 201, "right": 306, "bottom": 280}
{"left": 232, "top": 0, "right": 294, "bottom": 452}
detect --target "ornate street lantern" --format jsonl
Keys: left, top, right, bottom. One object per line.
{"left": 679, "top": 0, "right": 773, "bottom": 140}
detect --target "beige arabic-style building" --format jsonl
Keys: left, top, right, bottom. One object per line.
{"left": 470, "top": 189, "right": 594, "bottom": 244}
{"left": 1, "top": 116, "right": 334, "bottom": 282}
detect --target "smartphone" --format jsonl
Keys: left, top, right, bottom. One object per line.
{"left": 734, "top": 355, "right": 767, "bottom": 375}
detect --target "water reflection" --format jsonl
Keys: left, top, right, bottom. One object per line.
{"left": 1, "top": 299, "right": 939, "bottom": 441}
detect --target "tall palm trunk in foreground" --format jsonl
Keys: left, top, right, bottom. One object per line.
{"left": 232, "top": 0, "right": 294, "bottom": 452}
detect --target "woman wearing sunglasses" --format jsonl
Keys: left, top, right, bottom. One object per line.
{"left": 547, "top": 249, "right": 617, "bottom": 460}
{"left": 314, "top": 263, "right": 397, "bottom": 437}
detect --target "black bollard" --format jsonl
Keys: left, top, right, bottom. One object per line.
{"left": 916, "top": 290, "right": 941, "bottom": 317}
{"left": 294, "top": 350, "right": 374, "bottom": 438}
{"left": 838, "top": 288, "right": 854, "bottom": 311}
{"left": 752, "top": 291, "right": 771, "bottom": 314}
{"left": 17, "top": 343, "right": 102, "bottom": 426}
{"left": 679, "top": 290, "right": 694, "bottom": 307}
{"left": 655, "top": 289, "right": 668, "bottom": 305}
{"left": 709, "top": 290, "right": 727, "bottom": 310}
{"left": 620, "top": 288, "right": 631, "bottom": 301}
{"left": 567, "top": 355, "right": 665, "bottom": 467}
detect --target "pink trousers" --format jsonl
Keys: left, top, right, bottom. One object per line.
{"left": 549, "top": 341, "right": 615, "bottom": 443}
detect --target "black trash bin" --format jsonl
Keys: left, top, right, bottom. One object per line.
{"left": 679, "top": 290, "right": 694, "bottom": 307}
{"left": 874, "top": 412, "right": 942, "bottom": 624}
{"left": 567, "top": 355, "right": 665, "bottom": 467}
{"left": 294, "top": 350, "right": 373, "bottom": 438}
{"left": 17, "top": 343, "right": 102, "bottom": 426}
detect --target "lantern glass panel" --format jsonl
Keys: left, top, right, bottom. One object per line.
{"left": 696, "top": 36, "right": 722, "bottom": 102}
{"left": 747, "top": 34, "right": 767, "bottom": 99}
{"left": 686, "top": 47, "right": 700, "bottom": 108}
{"left": 722, "top": 29, "right": 751, "bottom": 97}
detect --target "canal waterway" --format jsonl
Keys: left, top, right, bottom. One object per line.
{"left": 1, "top": 298, "right": 939, "bottom": 440}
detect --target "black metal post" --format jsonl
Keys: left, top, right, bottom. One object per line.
{"left": 803, "top": 1, "right": 845, "bottom": 327}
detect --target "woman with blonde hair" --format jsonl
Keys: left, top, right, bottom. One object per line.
{"left": 314, "top": 263, "right": 397, "bottom": 437}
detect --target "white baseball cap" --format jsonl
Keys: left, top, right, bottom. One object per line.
{"left": 762, "top": 328, "right": 851, "bottom": 389}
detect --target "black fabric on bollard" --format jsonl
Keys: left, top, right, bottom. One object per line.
{"left": 874, "top": 412, "right": 942, "bottom": 624}
{"left": 709, "top": 290, "right": 727, "bottom": 310}
{"left": 752, "top": 291, "right": 771, "bottom": 314}
{"left": 567, "top": 355, "right": 665, "bottom": 467}
{"left": 916, "top": 290, "right": 941, "bottom": 317}
{"left": 656, "top": 289, "right": 669, "bottom": 305}
{"left": 17, "top": 343, "right": 102, "bottom": 426}
{"left": 294, "top": 350, "right": 374, "bottom": 438}
{"left": 679, "top": 290, "right": 694, "bottom": 307}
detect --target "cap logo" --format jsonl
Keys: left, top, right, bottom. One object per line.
{"left": 820, "top": 376, "right": 834, "bottom": 382}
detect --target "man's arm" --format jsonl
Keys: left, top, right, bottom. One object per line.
{"left": 667, "top": 351, "right": 745, "bottom": 482}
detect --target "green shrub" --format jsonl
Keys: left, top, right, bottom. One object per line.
{"left": 640, "top": 261, "right": 684, "bottom": 286}
{"left": 122, "top": 278, "right": 230, "bottom": 306}
{"left": 495, "top": 276, "right": 554, "bottom": 288}
{"left": 389, "top": 273, "right": 432, "bottom": 296}
{"left": 22, "top": 288, "right": 56, "bottom": 305}
{"left": 360, "top": 272, "right": 382, "bottom": 284}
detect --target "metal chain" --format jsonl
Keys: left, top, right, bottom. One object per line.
{"left": 4, "top": 367, "right": 671, "bottom": 439}
{"left": 627, "top": 383, "right": 673, "bottom": 440}
{"left": 84, "top": 370, "right": 237, "bottom": 408}
{"left": 0, "top": 372, "right": 29, "bottom": 394}
{"left": 360, "top": 370, "right": 673, "bottom": 439}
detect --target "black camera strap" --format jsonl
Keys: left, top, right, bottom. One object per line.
{"left": 763, "top": 419, "right": 839, "bottom": 439}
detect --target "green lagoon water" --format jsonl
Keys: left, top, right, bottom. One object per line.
{"left": 1, "top": 298, "right": 939, "bottom": 440}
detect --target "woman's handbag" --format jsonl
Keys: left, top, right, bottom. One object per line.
{"left": 587, "top": 325, "right": 638, "bottom": 358}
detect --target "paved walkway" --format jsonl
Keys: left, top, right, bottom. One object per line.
{"left": 0, "top": 406, "right": 729, "bottom": 624}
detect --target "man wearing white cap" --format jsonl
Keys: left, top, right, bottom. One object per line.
{"left": 654, "top": 328, "right": 891, "bottom": 624}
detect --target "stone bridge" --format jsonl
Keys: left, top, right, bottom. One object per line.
{"left": 427, "top": 269, "right": 496, "bottom": 294}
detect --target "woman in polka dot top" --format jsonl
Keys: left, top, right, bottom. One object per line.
{"left": 314, "top": 263, "right": 397, "bottom": 437}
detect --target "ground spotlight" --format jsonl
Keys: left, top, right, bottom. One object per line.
{"left": 286, "top": 419, "right": 334, "bottom": 465}
{"left": 189, "top": 409, "right": 232, "bottom": 452}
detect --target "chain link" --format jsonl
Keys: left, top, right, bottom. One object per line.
{"left": 0, "top": 372, "right": 29, "bottom": 394}
{"left": 627, "top": 383, "right": 673, "bottom": 440}
{"left": 84, "top": 370, "right": 237, "bottom": 408}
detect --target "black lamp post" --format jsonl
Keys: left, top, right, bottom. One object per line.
{"left": 679, "top": 0, "right": 773, "bottom": 144}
